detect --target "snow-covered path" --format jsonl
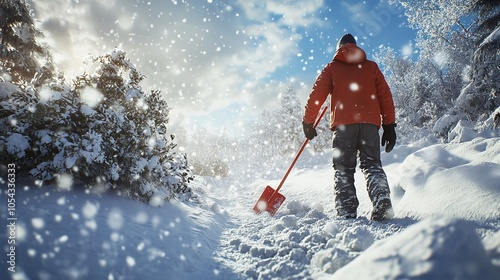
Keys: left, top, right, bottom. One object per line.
{"left": 206, "top": 136, "right": 500, "bottom": 279}
{"left": 211, "top": 174, "right": 418, "bottom": 280}
{"left": 1, "top": 136, "right": 500, "bottom": 280}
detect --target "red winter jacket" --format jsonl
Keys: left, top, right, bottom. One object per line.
{"left": 303, "top": 43, "right": 395, "bottom": 130}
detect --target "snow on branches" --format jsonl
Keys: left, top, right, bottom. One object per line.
{"left": 0, "top": 49, "right": 194, "bottom": 203}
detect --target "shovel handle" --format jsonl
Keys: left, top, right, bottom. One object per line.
{"left": 274, "top": 106, "right": 328, "bottom": 194}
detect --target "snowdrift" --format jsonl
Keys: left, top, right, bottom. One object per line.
{"left": 0, "top": 182, "right": 235, "bottom": 280}
{"left": 1, "top": 136, "right": 499, "bottom": 280}
{"left": 395, "top": 137, "right": 500, "bottom": 220}
{"left": 329, "top": 217, "right": 499, "bottom": 280}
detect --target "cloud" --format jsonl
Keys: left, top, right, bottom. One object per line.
{"left": 341, "top": 1, "right": 368, "bottom": 24}
{"left": 29, "top": 0, "right": 323, "bottom": 134}
{"left": 340, "top": 1, "right": 400, "bottom": 41}
{"left": 242, "top": 0, "right": 324, "bottom": 28}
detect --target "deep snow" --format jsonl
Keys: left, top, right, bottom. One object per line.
{"left": 1, "top": 133, "right": 500, "bottom": 280}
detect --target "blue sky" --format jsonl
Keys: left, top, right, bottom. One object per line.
{"left": 29, "top": 0, "right": 417, "bottom": 138}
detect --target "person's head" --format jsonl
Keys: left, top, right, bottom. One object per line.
{"left": 337, "top": 33, "right": 356, "bottom": 50}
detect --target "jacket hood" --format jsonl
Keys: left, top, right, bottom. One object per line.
{"left": 333, "top": 43, "right": 366, "bottom": 64}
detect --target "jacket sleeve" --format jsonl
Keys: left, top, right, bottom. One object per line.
{"left": 374, "top": 64, "right": 396, "bottom": 125}
{"left": 303, "top": 64, "right": 332, "bottom": 124}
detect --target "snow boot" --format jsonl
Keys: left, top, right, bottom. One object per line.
{"left": 339, "top": 212, "right": 357, "bottom": 219}
{"left": 370, "top": 196, "right": 394, "bottom": 221}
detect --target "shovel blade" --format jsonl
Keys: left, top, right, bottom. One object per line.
{"left": 253, "top": 185, "right": 286, "bottom": 216}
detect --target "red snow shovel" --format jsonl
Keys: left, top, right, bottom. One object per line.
{"left": 253, "top": 106, "right": 328, "bottom": 216}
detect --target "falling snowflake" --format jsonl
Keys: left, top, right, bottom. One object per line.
{"left": 81, "top": 86, "right": 104, "bottom": 108}
{"left": 349, "top": 83, "right": 359, "bottom": 91}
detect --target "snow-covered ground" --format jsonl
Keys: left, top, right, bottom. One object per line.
{"left": 2, "top": 134, "right": 500, "bottom": 280}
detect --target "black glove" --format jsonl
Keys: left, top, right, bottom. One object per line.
{"left": 302, "top": 122, "right": 317, "bottom": 140}
{"left": 381, "top": 124, "right": 396, "bottom": 153}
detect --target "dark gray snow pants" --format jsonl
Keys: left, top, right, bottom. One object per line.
{"left": 332, "top": 123, "right": 391, "bottom": 217}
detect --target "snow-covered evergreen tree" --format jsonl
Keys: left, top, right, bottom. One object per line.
{"left": 0, "top": 0, "right": 55, "bottom": 85}
{"left": 71, "top": 49, "right": 194, "bottom": 201}
{"left": 457, "top": 1, "right": 500, "bottom": 122}
{"left": 278, "top": 85, "right": 303, "bottom": 154}
{"left": 1, "top": 48, "right": 194, "bottom": 202}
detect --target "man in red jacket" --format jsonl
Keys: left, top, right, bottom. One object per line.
{"left": 302, "top": 33, "right": 396, "bottom": 221}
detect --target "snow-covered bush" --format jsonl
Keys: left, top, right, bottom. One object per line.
{"left": 0, "top": 49, "right": 194, "bottom": 202}
{"left": 191, "top": 157, "right": 229, "bottom": 177}
{"left": 0, "top": 83, "right": 39, "bottom": 165}
{"left": 184, "top": 127, "right": 231, "bottom": 177}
